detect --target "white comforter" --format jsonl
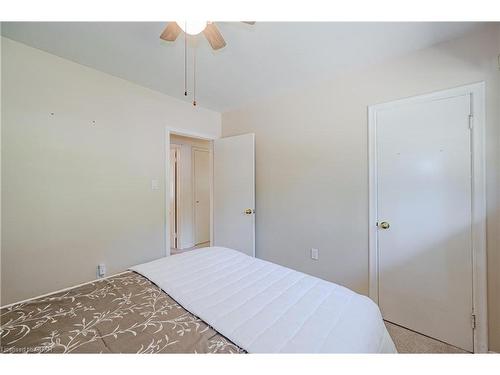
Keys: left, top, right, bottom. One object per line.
{"left": 131, "top": 247, "right": 396, "bottom": 353}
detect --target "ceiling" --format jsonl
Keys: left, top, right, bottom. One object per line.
{"left": 1, "top": 22, "right": 481, "bottom": 112}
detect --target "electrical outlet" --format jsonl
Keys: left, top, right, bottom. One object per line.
{"left": 311, "top": 248, "right": 319, "bottom": 260}
{"left": 97, "top": 264, "right": 106, "bottom": 278}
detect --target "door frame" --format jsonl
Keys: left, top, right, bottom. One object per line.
{"left": 192, "top": 146, "right": 211, "bottom": 246}
{"left": 367, "top": 82, "right": 487, "bottom": 353}
{"left": 169, "top": 144, "right": 181, "bottom": 249}
{"left": 165, "top": 128, "right": 216, "bottom": 257}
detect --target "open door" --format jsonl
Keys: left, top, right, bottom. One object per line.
{"left": 213, "top": 134, "right": 255, "bottom": 257}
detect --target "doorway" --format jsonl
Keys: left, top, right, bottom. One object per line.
{"left": 368, "top": 83, "right": 487, "bottom": 352}
{"left": 169, "top": 134, "right": 212, "bottom": 255}
{"left": 166, "top": 130, "right": 256, "bottom": 258}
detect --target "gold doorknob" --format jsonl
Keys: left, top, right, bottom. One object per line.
{"left": 379, "top": 221, "right": 390, "bottom": 229}
{"left": 244, "top": 208, "right": 254, "bottom": 215}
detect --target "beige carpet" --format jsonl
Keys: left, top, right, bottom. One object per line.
{"left": 171, "top": 241, "right": 210, "bottom": 255}
{"left": 385, "top": 321, "right": 469, "bottom": 353}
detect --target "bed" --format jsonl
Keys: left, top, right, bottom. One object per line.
{"left": 1, "top": 247, "right": 396, "bottom": 353}
{"left": 0, "top": 271, "right": 243, "bottom": 353}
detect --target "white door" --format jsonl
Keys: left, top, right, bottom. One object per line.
{"left": 376, "top": 94, "right": 473, "bottom": 351}
{"left": 193, "top": 148, "right": 210, "bottom": 245}
{"left": 213, "top": 134, "right": 255, "bottom": 256}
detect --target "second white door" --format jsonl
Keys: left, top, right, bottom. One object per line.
{"left": 193, "top": 148, "right": 210, "bottom": 245}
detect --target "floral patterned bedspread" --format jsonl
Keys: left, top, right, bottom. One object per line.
{"left": 0, "top": 271, "right": 245, "bottom": 353}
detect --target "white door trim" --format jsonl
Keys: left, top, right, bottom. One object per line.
{"left": 165, "top": 128, "right": 217, "bottom": 257}
{"left": 170, "top": 144, "right": 182, "bottom": 249}
{"left": 368, "top": 82, "right": 487, "bottom": 353}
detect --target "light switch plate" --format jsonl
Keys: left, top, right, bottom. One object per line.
{"left": 151, "top": 179, "right": 160, "bottom": 190}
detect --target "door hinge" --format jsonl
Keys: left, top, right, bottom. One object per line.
{"left": 468, "top": 114, "right": 473, "bottom": 130}
{"left": 471, "top": 314, "right": 476, "bottom": 329}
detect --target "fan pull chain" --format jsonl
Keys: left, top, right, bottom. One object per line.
{"left": 193, "top": 46, "right": 197, "bottom": 107}
{"left": 184, "top": 21, "right": 187, "bottom": 96}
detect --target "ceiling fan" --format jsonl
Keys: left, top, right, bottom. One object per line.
{"left": 160, "top": 21, "right": 255, "bottom": 50}
{"left": 160, "top": 21, "right": 255, "bottom": 107}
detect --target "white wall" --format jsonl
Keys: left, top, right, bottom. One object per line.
{"left": 170, "top": 134, "right": 210, "bottom": 249}
{"left": 222, "top": 25, "right": 500, "bottom": 352}
{"left": 1, "top": 37, "right": 221, "bottom": 305}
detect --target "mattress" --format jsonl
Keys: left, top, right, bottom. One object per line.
{"left": 131, "top": 247, "right": 397, "bottom": 353}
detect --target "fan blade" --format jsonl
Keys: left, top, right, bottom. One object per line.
{"left": 241, "top": 21, "right": 256, "bottom": 25}
{"left": 203, "top": 23, "right": 226, "bottom": 50}
{"left": 160, "top": 22, "right": 182, "bottom": 41}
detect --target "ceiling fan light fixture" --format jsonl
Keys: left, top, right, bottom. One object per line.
{"left": 176, "top": 21, "right": 208, "bottom": 36}
{"left": 159, "top": 21, "right": 255, "bottom": 107}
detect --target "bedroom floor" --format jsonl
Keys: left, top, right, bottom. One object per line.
{"left": 384, "top": 321, "right": 469, "bottom": 353}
